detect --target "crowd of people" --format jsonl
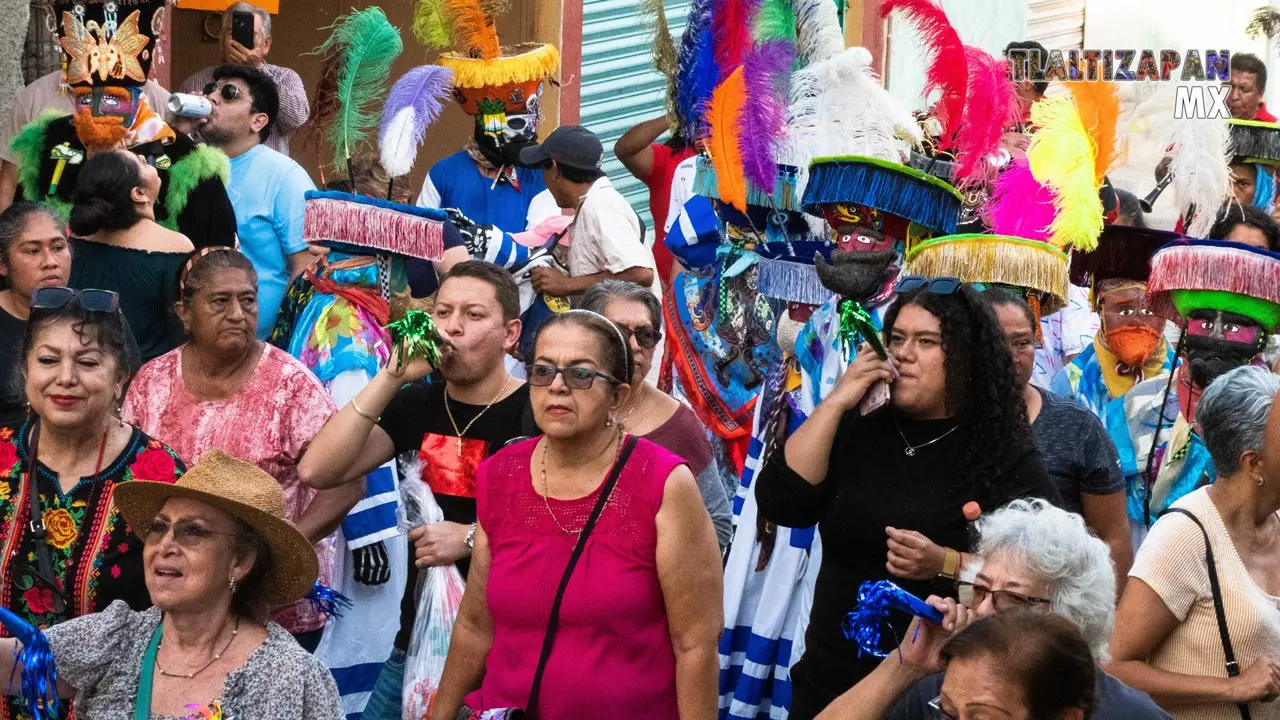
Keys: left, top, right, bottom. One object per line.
{"left": 5, "top": 0, "right": 1280, "bottom": 719}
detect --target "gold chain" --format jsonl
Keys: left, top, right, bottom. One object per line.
{"left": 444, "top": 376, "right": 513, "bottom": 455}
{"left": 540, "top": 427, "right": 624, "bottom": 535}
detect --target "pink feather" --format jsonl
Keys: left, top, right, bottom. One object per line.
{"left": 982, "top": 159, "right": 1058, "bottom": 240}
{"left": 880, "top": 0, "right": 967, "bottom": 150}
{"left": 712, "top": 0, "right": 759, "bottom": 79}
{"left": 954, "top": 46, "right": 1021, "bottom": 187}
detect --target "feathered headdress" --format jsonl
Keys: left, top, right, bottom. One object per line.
{"left": 412, "top": 0, "right": 452, "bottom": 49}
{"left": 879, "top": 0, "right": 967, "bottom": 150}
{"left": 791, "top": 0, "right": 845, "bottom": 64}
{"left": 1132, "top": 85, "right": 1232, "bottom": 237}
{"left": 1068, "top": 80, "right": 1121, "bottom": 185}
{"left": 379, "top": 66, "right": 454, "bottom": 180}
{"left": 981, "top": 159, "right": 1058, "bottom": 241}
{"left": 713, "top": 0, "right": 759, "bottom": 78}
{"left": 708, "top": 67, "right": 749, "bottom": 211}
{"left": 641, "top": 0, "right": 680, "bottom": 131}
{"left": 672, "top": 0, "right": 718, "bottom": 139}
{"left": 444, "top": 0, "right": 501, "bottom": 59}
{"left": 310, "top": 8, "right": 404, "bottom": 177}
{"left": 1247, "top": 5, "right": 1280, "bottom": 41}
{"left": 952, "top": 45, "right": 1021, "bottom": 188}
{"left": 1027, "top": 94, "right": 1103, "bottom": 251}
{"left": 741, "top": 0, "right": 797, "bottom": 190}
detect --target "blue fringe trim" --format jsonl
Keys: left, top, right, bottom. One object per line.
{"left": 757, "top": 258, "right": 832, "bottom": 306}
{"left": 802, "top": 161, "right": 962, "bottom": 234}
{"left": 305, "top": 581, "right": 354, "bottom": 619}
{"left": 0, "top": 607, "right": 58, "bottom": 719}
{"left": 693, "top": 156, "right": 800, "bottom": 211}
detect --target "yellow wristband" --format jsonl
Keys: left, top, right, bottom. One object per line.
{"left": 940, "top": 547, "right": 960, "bottom": 579}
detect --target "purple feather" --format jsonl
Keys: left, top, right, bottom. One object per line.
{"left": 379, "top": 65, "right": 454, "bottom": 178}
{"left": 740, "top": 39, "right": 795, "bottom": 191}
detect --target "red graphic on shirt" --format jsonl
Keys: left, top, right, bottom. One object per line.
{"left": 419, "top": 434, "right": 488, "bottom": 498}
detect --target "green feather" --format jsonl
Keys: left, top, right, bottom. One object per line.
{"left": 164, "top": 144, "right": 232, "bottom": 230}
{"left": 313, "top": 8, "right": 404, "bottom": 172}
{"left": 412, "top": 0, "right": 451, "bottom": 49}
{"left": 755, "top": 0, "right": 797, "bottom": 43}
{"left": 11, "top": 110, "right": 68, "bottom": 204}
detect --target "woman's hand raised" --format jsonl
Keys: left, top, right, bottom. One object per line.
{"left": 896, "top": 595, "right": 972, "bottom": 674}
{"left": 825, "top": 345, "right": 895, "bottom": 414}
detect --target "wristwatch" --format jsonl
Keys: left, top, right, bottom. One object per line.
{"left": 465, "top": 522, "right": 477, "bottom": 553}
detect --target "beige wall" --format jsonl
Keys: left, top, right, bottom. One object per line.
{"left": 169, "top": 1, "right": 553, "bottom": 195}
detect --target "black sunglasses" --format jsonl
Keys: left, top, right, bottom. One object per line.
{"left": 31, "top": 287, "right": 120, "bottom": 313}
{"left": 896, "top": 275, "right": 963, "bottom": 296}
{"left": 527, "top": 364, "right": 618, "bottom": 390}
{"left": 618, "top": 325, "right": 661, "bottom": 350}
{"left": 203, "top": 82, "right": 243, "bottom": 102}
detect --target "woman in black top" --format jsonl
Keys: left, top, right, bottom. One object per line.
{"left": 756, "top": 279, "right": 1060, "bottom": 719}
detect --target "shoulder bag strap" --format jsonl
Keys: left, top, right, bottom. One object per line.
{"left": 133, "top": 623, "right": 163, "bottom": 720}
{"left": 1160, "top": 507, "right": 1252, "bottom": 720}
{"left": 524, "top": 435, "right": 639, "bottom": 718}
{"left": 25, "top": 420, "right": 66, "bottom": 617}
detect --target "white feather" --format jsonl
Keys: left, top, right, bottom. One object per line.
{"left": 1136, "top": 85, "right": 1232, "bottom": 237}
{"left": 790, "top": 0, "right": 845, "bottom": 64}
{"left": 379, "top": 106, "right": 418, "bottom": 179}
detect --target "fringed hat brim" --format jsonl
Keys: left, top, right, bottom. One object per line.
{"left": 803, "top": 156, "right": 964, "bottom": 235}
{"left": 906, "top": 233, "right": 1070, "bottom": 313}
{"left": 1069, "top": 225, "right": 1181, "bottom": 286}
{"left": 437, "top": 43, "right": 561, "bottom": 89}
{"left": 1146, "top": 239, "right": 1280, "bottom": 330}
{"left": 1229, "top": 119, "right": 1280, "bottom": 164}
{"left": 303, "top": 191, "right": 447, "bottom": 261}
{"left": 694, "top": 155, "right": 801, "bottom": 211}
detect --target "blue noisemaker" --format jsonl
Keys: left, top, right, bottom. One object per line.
{"left": 0, "top": 607, "right": 59, "bottom": 719}
{"left": 304, "top": 582, "right": 354, "bottom": 620}
{"left": 842, "top": 580, "right": 945, "bottom": 658}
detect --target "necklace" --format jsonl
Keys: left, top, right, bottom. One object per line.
{"left": 93, "top": 425, "right": 109, "bottom": 474}
{"left": 539, "top": 429, "right": 623, "bottom": 535}
{"left": 155, "top": 617, "right": 240, "bottom": 679}
{"left": 894, "top": 420, "right": 959, "bottom": 457}
{"left": 444, "top": 376, "right": 513, "bottom": 456}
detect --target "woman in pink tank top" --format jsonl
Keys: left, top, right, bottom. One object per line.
{"left": 430, "top": 310, "right": 723, "bottom": 720}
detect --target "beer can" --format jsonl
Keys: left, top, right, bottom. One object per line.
{"left": 168, "top": 93, "right": 212, "bottom": 118}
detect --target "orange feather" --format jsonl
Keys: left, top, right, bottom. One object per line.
{"left": 1068, "top": 80, "right": 1120, "bottom": 185}
{"left": 445, "top": 0, "right": 500, "bottom": 59}
{"left": 708, "top": 68, "right": 748, "bottom": 212}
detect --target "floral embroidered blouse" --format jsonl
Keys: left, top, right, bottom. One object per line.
{"left": 0, "top": 420, "right": 184, "bottom": 720}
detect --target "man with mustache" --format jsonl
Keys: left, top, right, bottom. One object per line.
{"left": 1110, "top": 239, "right": 1280, "bottom": 545}
{"left": 9, "top": 0, "right": 235, "bottom": 250}
{"left": 1050, "top": 225, "right": 1176, "bottom": 420}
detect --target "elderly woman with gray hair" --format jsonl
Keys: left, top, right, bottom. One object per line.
{"left": 1109, "top": 365, "right": 1280, "bottom": 720}
{"left": 815, "top": 498, "right": 1168, "bottom": 719}
{"left": 581, "top": 280, "right": 732, "bottom": 548}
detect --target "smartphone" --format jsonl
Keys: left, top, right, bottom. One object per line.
{"left": 231, "top": 10, "right": 255, "bottom": 50}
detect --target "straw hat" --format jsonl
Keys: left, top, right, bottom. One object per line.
{"left": 113, "top": 450, "right": 318, "bottom": 605}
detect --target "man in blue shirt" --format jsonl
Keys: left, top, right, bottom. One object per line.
{"left": 193, "top": 64, "right": 315, "bottom": 338}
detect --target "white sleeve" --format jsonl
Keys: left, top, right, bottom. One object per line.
{"left": 664, "top": 158, "right": 698, "bottom": 234}
{"left": 581, "top": 200, "right": 653, "bottom": 275}
{"left": 416, "top": 174, "right": 442, "bottom": 209}
{"left": 525, "top": 189, "right": 560, "bottom": 229}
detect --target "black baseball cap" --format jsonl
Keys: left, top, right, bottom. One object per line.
{"left": 519, "top": 125, "right": 604, "bottom": 171}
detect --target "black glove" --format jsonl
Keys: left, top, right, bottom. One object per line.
{"left": 353, "top": 541, "right": 391, "bottom": 586}
{"left": 445, "top": 208, "right": 487, "bottom": 257}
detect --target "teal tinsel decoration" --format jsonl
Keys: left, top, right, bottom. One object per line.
{"left": 387, "top": 310, "right": 446, "bottom": 369}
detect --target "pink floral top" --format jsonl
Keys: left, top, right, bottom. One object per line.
{"left": 122, "top": 344, "right": 338, "bottom": 633}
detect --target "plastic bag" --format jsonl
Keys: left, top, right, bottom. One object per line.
{"left": 400, "top": 455, "right": 467, "bottom": 720}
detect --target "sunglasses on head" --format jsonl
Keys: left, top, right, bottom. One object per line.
{"left": 203, "top": 82, "right": 243, "bottom": 102}
{"left": 896, "top": 275, "right": 963, "bottom": 296}
{"left": 31, "top": 287, "right": 120, "bottom": 313}
{"left": 527, "top": 364, "right": 618, "bottom": 390}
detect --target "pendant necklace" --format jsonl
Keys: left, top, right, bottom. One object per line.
{"left": 444, "top": 376, "right": 513, "bottom": 456}
{"left": 894, "top": 420, "right": 959, "bottom": 457}
{"left": 155, "top": 616, "right": 240, "bottom": 679}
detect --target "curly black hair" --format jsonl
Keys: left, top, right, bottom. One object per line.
{"left": 882, "top": 284, "right": 1033, "bottom": 504}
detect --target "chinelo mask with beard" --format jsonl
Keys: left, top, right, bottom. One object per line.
{"left": 1182, "top": 309, "right": 1266, "bottom": 388}
{"left": 1106, "top": 325, "right": 1163, "bottom": 367}
{"left": 812, "top": 202, "right": 915, "bottom": 302}
{"left": 71, "top": 86, "right": 140, "bottom": 150}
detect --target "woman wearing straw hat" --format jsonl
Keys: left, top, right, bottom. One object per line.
{"left": 0, "top": 450, "right": 343, "bottom": 718}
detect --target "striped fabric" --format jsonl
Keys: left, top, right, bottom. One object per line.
{"left": 180, "top": 63, "right": 310, "bottom": 157}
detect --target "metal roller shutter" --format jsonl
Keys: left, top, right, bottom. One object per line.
{"left": 579, "top": 0, "right": 691, "bottom": 231}
{"left": 1027, "top": 0, "right": 1085, "bottom": 50}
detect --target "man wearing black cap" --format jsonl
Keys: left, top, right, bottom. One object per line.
{"left": 520, "top": 125, "right": 659, "bottom": 300}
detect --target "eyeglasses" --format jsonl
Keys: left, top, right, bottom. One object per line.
{"left": 897, "top": 275, "right": 963, "bottom": 296}
{"left": 620, "top": 325, "right": 661, "bottom": 350}
{"left": 203, "top": 82, "right": 243, "bottom": 102}
{"left": 527, "top": 364, "right": 618, "bottom": 390}
{"left": 143, "top": 519, "right": 242, "bottom": 548}
{"left": 927, "top": 696, "right": 958, "bottom": 720}
{"left": 956, "top": 581, "right": 1052, "bottom": 610}
{"left": 30, "top": 287, "right": 119, "bottom": 313}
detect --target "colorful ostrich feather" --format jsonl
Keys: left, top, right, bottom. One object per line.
{"left": 642, "top": 0, "right": 680, "bottom": 130}
{"left": 708, "top": 67, "right": 749, "bottom": 211}
{"left": 311, "top": 8, "right": 405, "bottom": 174}
{"left": 953, "top": 45, "right": 1020, "bottom": 188}
{"left": 412, "top": 0, "right": 451, "bottom": 49}
{"left": 1068, "top": 80, "right": 1121, "bottom": 185}
{"left": 1028, "top": 95, "right": 1103, "bottom": 251}
{"left": 982, "top": 159, "right": 1058, "bottom": 240}
{"left": 445, "top": 0, "right": 500, "bottom": 60}
{"left": 880, "top": 0, "right": 967, "bottom": 150}
{"left": 673, "top": 0, "right": 718, "bottom": 138}
{"left": 379, "top": 66, "right": 454, "bottom": 178}
{"left": 712, "top": 0, "right": 760, "bottom": 78}
{"left": 740, "top": 0, "right": 796, "bottom": 190}
{"left": 791, "top": 0, "right": 845, "bottom": 64}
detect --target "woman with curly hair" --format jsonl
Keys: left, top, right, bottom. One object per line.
{"left": 756, "top": 278, "right": 1061, "bottom": 719}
